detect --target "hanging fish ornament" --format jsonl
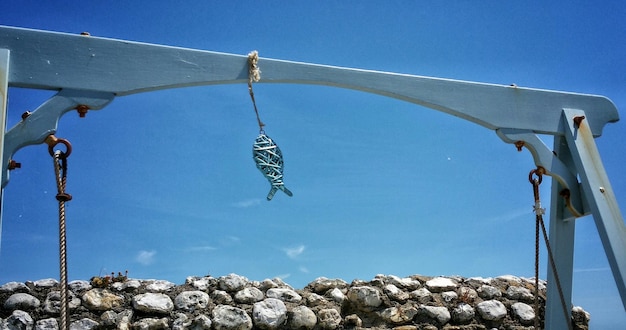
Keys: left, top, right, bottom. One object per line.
{"left": 246, "top": 50, "right": 293, "bottom": 200}
{"left": 253, "top": 132, "right": 293, "bottom": 200}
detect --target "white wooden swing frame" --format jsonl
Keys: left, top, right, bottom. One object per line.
{"left": 0, "top": 26, "right": 624, "bottom": 329}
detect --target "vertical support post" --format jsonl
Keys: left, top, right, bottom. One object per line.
{"left": 545, "top": 135, "right": 576, "bottom": 329}
{"left": 562, "top": 108, "right": 626, "bottom": 310}
{"left": 0, "top": 49, "right": 10, "bottom": 253}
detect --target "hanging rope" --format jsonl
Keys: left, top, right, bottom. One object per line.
{"left": 47, "top": 135, "right": 72, "bottom": 330}
{"left": 247, "top": 50, "right": 265, "bottom": 132}
{"left": 529, "top": 168, "right": 572, "bottom": 330}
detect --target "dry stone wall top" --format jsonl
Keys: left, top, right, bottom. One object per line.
{"left": 0, "top": 273, "right": 590, "bottom": 329}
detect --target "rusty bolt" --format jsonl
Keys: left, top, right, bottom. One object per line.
{"left": 21, "top": 111, "right": 31, "bottom": 120}
{"left": 76, "top": 105, "right": 89, "bottom": 118}
{"left": 514, "top": 141, "right": 525, "bottom": 152}
{"left": 573, "top": 116, "right": 586, "bottom": 128}
{"left": 8, "top": 160, "right": 21, "bottom": 170}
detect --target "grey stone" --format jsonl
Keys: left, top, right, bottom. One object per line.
{"left": 43, "top": 291, "right": 81, "bottom": 314}
{"left": 145, "top": 280, "right": 175, "bottom": 292}
{"left": 442, "top": 291, "right": 458, "bottom": 302}
{"left": 505, "top": 286, "right": 534, "bottom": 302}
{"left": 384, "top": 284, "right": 409, "bottom": 302}
{"left": 252, "top": 298, "right": 287, "bottom": 329}
{"left": 117, "top": 310, "right": 133, "bottom": 330}
{"left": 132, "top": 317, "right": 169, "bottom": 330}
{"left": 511, "top": 302, "right": 535, "bottom": 325}
{"left": 99, "top": 311, "right": 117, "bottom": 327}
{"left": 218, "top": 273, "right": 248, "bottom": 292}
{"left": 288, "top": 306, "right": 317, "bottom": 330}
{"left": 35, "top": 318, "right": 58, "bottom": 330}
{"left": 174, "top": 291, "right": 210, "bottom": 312}
{"left": 67, "top": 280, "right": 91, "bottom": 292}
{"left": 266, "top": 288, "right": 302, "bottom": 303}
{"left": 189, "top": 315, "right": 212, "bottom": 330}
{"left": 307, "top": 277, "right": 348, "bottom": 294}
{"left": 3, "top": 310, "right": 34, "bottom": 330}
{"left": 343, "top": 314, "right": 362, "bottom": 328}
{"left": 452, "top": 303, "right": 475, "bottom": 324}
{"left": 186, "top": 276, "right": 215, "bottom": 291}
{"left": 477, "top": 285, "right": 501, "bottom": 299}
{"left": 327, "top": 288, "right": 344, "bottom": 303}
{"left": 69, "top": 318, "right": 98, "bottom": 330}
{"left": 0, "top": 282, "right": 30, "bottom": 293}
{"left": 4, "top": 293, "right": 40, "bottom": 311}
{"left": 347, "top": 286, "right": 382, "bottom": 309}
{"left": 234, "top": 287, "right": 264, "bottom": 303}
{"left": 82, "top": 289, "right": 124, "bottom": 311}
{"left": 409, "top": 288, "right": 432, "bottom": 303}
{"left": 132, "top": 293, "right": 174, "bottom": 314}
{"left": 212, "top": 305, "right": 252, "bottom": 330}
{"left": 476, "top": 300, "right": 507, "bottom": 321}
{"left": 425, "top": 277, "right": 457, "bottom": 292}
{"left": 211, "top": 290, "right": 233, "bottom": 304}
{"left": 386, "top": 275, "right": 421, "bottom": 290}
{"left": 258, "top": 279, "right": 278, "bottom": 291}
{"left": 380, "top": 305, "right": 418, "bottom": 324}
{"left": 33, "top": 279, "right": 58, "bottom": 288}
{"left": 420, "top": 305, "right": 451, "bottom": 324}
{"left": 306, "top": 293, "right": 326, "bottom": 306}
{"left": 317, "top": 309, "right": 341, "bottom": 329}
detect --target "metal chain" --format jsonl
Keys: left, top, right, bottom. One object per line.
{"left": 48, "top": 136, "right": 72, "bottom": 330}
{"left": 529, "top": 168, "right": 572, "bottom": 330}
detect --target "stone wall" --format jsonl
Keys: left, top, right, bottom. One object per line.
{"left": 0, "top": 273, "right": 589, "bottom": 329}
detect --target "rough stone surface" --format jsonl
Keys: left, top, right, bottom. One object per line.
{"left": 132, "top": 293, "right": 174, "bottom": 314}
{"left": 0, "top": 273, "right": 589, "bottom": 330}
{"left": 212, "top": 304, "right": 252, "bottom": 330}
{"left": 252, "top": 298, "right": 287, "bottom": 329}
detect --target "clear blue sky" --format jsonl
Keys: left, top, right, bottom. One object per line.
{"left": 1, "top": 1, "right": 625, "bottom": 327}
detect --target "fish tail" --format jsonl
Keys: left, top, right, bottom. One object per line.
{"left": 280, "top": 186, "right": 293, "bottom": 197}
{"left": 267, "top": 186, "right": 279, "bottom": 201}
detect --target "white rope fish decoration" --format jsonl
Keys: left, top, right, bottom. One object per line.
{"left": 253, "top": 132, "right": 293, "bottom": 200}
{"left": 247, "top": 50, "right": 293, "bottom": 200}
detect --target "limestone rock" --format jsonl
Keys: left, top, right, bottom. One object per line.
{"left": 174, "top": 291, "right": 210, "bottom": 312}
{"left": 420, "top": 305, "right": 451, "bottom": 325}
{"left": 252, "top": 298, "right": 287, "bottom": 329}
{"left": 82, "top": 289, "right": 124, "bottom": 311}
{"left": 43, "top": 291, "right": 81, "bottom": 314}
{"left": 347, "top": 286, "right": 382, "bottom": 309}
{"left": 132, "top": 317, "right": 169, "bottom": 330}
{"left": 451, "top": 303, "right": 475, "bottom": 324}
{"left": 69, "top": 318, "right": 98, "bottom": 330}
{"left": 189, "top": 315, "right": 212, "bottom": 330}
{"left": 33, "top": 279, "right": 58, "bottom": 288}
{"left": 442, "top": 291, "right": 458, "bottom": 302}
{"left": 476, "top": 299, "right": 507, "bottom": 321}
{"left": 425, "top": 277, "right": 457, "bottom": 292}
{"left": 212, "top": 305, "right": 253, "bottom": 330}
{"left": 380, "top": 305, "right": 418, "bottom": 324}
{"left": 384, "top": 284, "right": 409, "bottom": 302}
{"left": 211, "top": 290, "right": 233, "bottom": 305}
{"left": 409, "top": 288, "right": 432, "bottom": 303}
{"left": 343, "top": 314, "right": 362, "bottom": 328}
{"left": 68, "top": 280, "right": 91, "bottom": 293}
{"left": 266, "top": 288, "right": 302, "bottom": 303}
{"left": 132, "top": 293, "right": 174, "bottom": 314}
{"left": 307, "top": 277, "right": 348, "bottom": 294}
{"left": 186, "top": 276, "right": 215, "bottom": 291}
{"left": 218, "top": 274, "right": 249, "bottom": 292}
{"left": 288, "top": 306, "right": 316, "bottom": 330}
{"left": 327, "top": 288, "right": 344, "bottom": 303}
{"left": 146, "top": 280, "right": 175, "bottom": 292}
{"left": 234, "top": 287, "right": 264, "bottom": 304}
{"left": 4, "top": 293, "right": 41, "bottom": 311}
{"left": 511, "top": 302, "right": 535, "bottom": 325}
{"left": 477, "top": 285, "right": 501, "bottom": 299}
{"left": 505, "top": 286, "right": 534, "bottom": 302}
{"left": 306, "top": 293, "right": 326, "bottom": 306}
{"left": 35, "top": 318, "right": 58, "bottom": 330}
{"left": 3, "top": 310, "right": 34, "bottom": 329}
{"left": 317, "top": 309, "right": 341, "bottom": 329}
{"left": 0, "top": 282, "right": 30, "bottom": 293}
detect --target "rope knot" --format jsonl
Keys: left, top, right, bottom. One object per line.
{"left": 56, "top": 193, "right": 73, "bottom": 202}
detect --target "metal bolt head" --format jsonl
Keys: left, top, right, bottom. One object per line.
{"left": 600, "top": 187, "right": 606, "bottom": 193}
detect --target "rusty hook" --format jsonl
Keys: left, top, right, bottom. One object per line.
{"left": 45, "top": 135, "right": 72, "bottom": 158}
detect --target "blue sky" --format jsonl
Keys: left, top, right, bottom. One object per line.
{"left": 1, "top": 1, "right": 625, "bottom": 327}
